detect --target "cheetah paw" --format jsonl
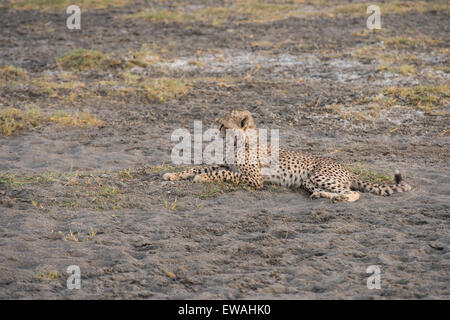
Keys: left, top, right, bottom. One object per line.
{"left": 310, "top": 192, "right": 322, "bottom": 199}
{"left": 331, "top": 191, "right": 360, "bottom": 203}
{"left": 331, "top": 194, "right": 348, "bottom": 203}
{"left": 163, "top": 173, "right": 180, "bottom": 181}
{"left": 193, "top": 174, "right": 210, "bottom": 183}
{"left": 345, "top": 191, "right": 360, "bottom": 202}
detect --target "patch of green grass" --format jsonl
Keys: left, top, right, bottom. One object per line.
{"left": 196, "top": 180, "right": 243, "bottom": 199}
{"left": 127, "top": 1, "right": 327, "bottom": 26}
{"left": 351, "top": 44, "right": 423, "bottom": 67}
{"left": 103, "top": 76, "right": 190, "bottom": 102}
{"left": 99, "top": 185, "right": 120, "bottom": 197}
{"left": 1, "top": 165, "right": 203, "bottom": 210}
{"left": 378, "top": 64, "right": 417, "bottom": 76}
{"left": 30, "top": 79, "right": 87, "bottom": 99}
{"left": 61, "top": 230, "right": 79, "bottom": 242}
{"left": 143, "top": 78, "right": 190, "bottom": 102}
{"left": 382, "top": 85, "right": 449, "bottom": 114}
{"left": 197, "top": 183, "right": 223, "bottom": 199}
{"left": 334, "top": 1, "right": 449, "bottom": 16}
{"left": 377, "top": 35, "right": 441, "bottom": 48}
{"left": 36, "top": 270, "right": 60, "bottom": 280}
{"left": 127, "top": 46, "right": 161, "bottom": 68}
{"left": 351, "top": 45, "right": 403, "bottom": 63}
{"left": 341, "top": 110, "right": 368, "bottom": 122}
{"left": 0, "top": 65, "right": 29, "bottom": 81}
{"left": 55, "top": 226, "right": 98, "bottom": 242}
{"left": 10, "top": 0, "right": 131, "bottom": 11}
{"left": 49, "top": 111, "right": 104, "bottom": 128}
{"left": 0, "top": 165, "right": 178, "bottom": 188}
{"left": 358, "top": 85, "right": 449, "bottom": 115}
{"left": 351, "top": 45, "right": 422, "bottom": 75}
{"left": 88, "top": 226, "right": 97, "bottom": 239}
{"left": 88, "top": 184, "right": 121, "bottom": 209}
{"left": 0, "top": 173, "right": 14, "bottom": 186}
{"left": 163, "top": 196, "right": 178, "bottom": 211}
{"left": 347, "top": 164, "right": 393, "bottom": 184}
{"left": 128, "top": 10, "right": 192, "bottom": 24}
{"left": 0, "top": 107, "right": 42, "bottom": 136}
{"left": 127, "top": 0, "right": 449, "bottom": 26}
{"left": 0, "top": 171, "right": 74, "bottom": 188}
{"left": 60, "top": 184, "right": 122, "bottom": 210}
{"left": 0, "top": 107, "right": 105, "bottom": 136}
{"left": 149, "top": 164, "right": 181, "bottom": 174}
{"left": 57, "top": 48, "right": 121, "bottom": 72}
{"left": 116, "top": 165, "right": 180, "bottom": 179}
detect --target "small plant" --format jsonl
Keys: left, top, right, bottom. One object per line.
{"left": 88, "top": 226, "right": 97, "bottom": 239}
{"left": 118, "top": 168, "right": 133, "bottom": 179}
{"left": 62, "top": 229, "right": 79, "bottom": 242}
{"left": 163, "top": 196, "right": 178, "bottom": 211}
{"left": 101, "top": 185, "right": 120, "bottom": 197}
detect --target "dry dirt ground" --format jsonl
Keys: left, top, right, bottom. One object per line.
{"left": 0, "top": 0, "right": 449, "bottom": 299}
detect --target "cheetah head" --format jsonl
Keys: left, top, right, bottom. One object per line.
{"left": 218, "top": 110, "right": 256, "bottom": 137}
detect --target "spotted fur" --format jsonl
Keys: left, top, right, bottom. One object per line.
{"left": 163, "top": 110, "right": 412, "bottom": 202}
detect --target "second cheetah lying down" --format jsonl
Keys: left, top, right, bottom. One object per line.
{"left": 163, "top": 110, "right": 412, "bottom": 202}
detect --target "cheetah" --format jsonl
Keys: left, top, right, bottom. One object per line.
{"left": 163, "top": 110, "right": 412, "bottom": 202}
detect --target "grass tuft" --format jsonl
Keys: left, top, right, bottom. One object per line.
{"left": 0, "top": 107, "right": 42, "bottom": 136}
{"left": 197, "top": 183, "right": 223, "bottom": 199}
{"left": 377, "top": 35, "right": 441, "bottom": 48}
{"left": 129, "top": 10, "right": 192, "bottom": 24}
{"left": 163, "top": 196, "right": 178, "bottom": 211}
{"left": 0, "top": 107, "right": 105, "bottom": 136}
{"left": 36, "top": 270, "right": 61, "bottom": 280}
{"left": 49, "top": 111, "right": 104, "bottom": 127}
{"left": 0, "top": 65, "right": 29, "bottom": 81}
{"left": 358, "top": 85, "right": 449, "bottom": 115}
{"left": 347, "top": 164, "right": 394, "bottom": 184}
{"left": 334, "top": 1, "right": 449, "bottom": 16}
{"left": 57, "top": 48, "right": 121, "bottom": 72}
{"left": 382, "top": 85, "right": 449, "bottom": 113}
{"left": 10, "top": 0, "right": 131, "bottom": 11}
{"left": 378, "top": 64, "right": 417, "bottom": 76}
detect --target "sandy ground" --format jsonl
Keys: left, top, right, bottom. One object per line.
{"left": 0, "top": 0, "right": 449, "bottom": 299}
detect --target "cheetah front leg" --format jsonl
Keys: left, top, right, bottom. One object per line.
{"left": 163, "top": 166, "right": 227, "bottom": 181}
{"left": 302, "top": 179, "right": 336, "bottom": 200}
{"left": 194, "top": 165, "right": 263, "bottom": 190}
{"left": 193, "top": 169, "right": 241, "bottom": 184}
{"left": 303, "top": 178, "right": 360, "bottom": 202}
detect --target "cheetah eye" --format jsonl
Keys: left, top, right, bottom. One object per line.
{"left": 240, "top": 117, "right": 248, "bottom": 128}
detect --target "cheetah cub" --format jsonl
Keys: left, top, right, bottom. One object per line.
{"left": 163, "top": 110, "right": 412, "bottom": 202}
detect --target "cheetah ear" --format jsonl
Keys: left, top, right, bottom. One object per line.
{"left": 240, "top": 116, "right": 249, "bottom": 129}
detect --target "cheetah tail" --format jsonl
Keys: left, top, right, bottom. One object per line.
{"left": 351, "top": 170, "right": 412, "bottom": 196}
